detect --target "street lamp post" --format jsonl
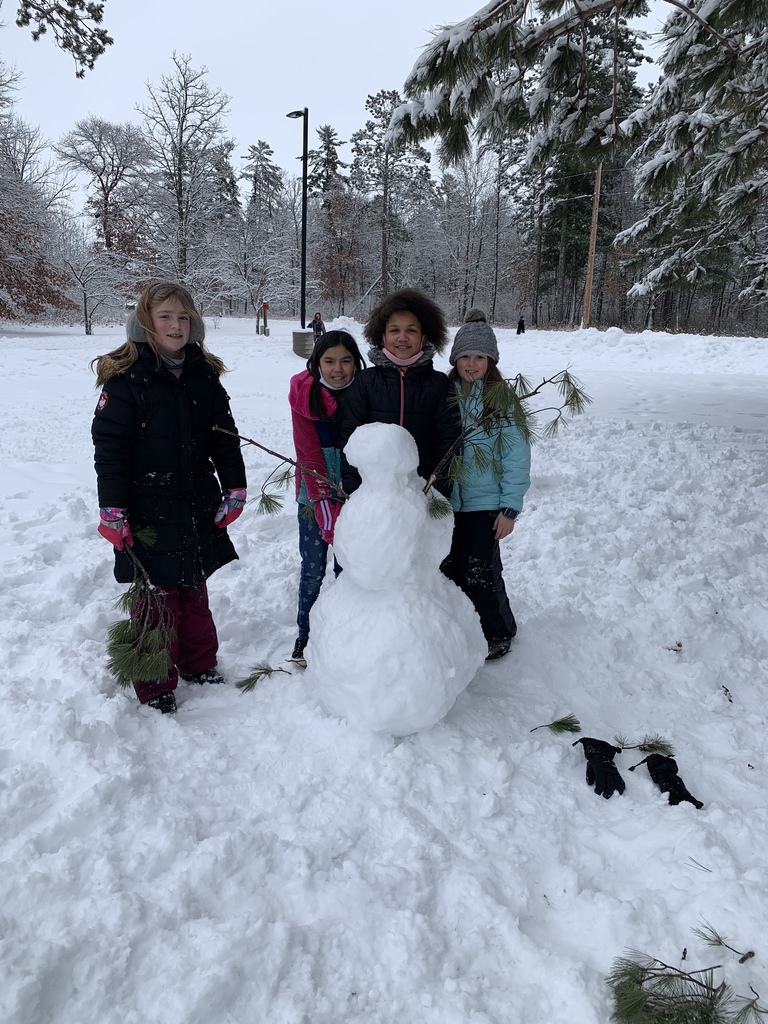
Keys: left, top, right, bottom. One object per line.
{"left": 286, "top": 107, "right": 308, "bottom": 330}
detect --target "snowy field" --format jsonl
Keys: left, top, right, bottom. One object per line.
{"left": 1, "top": 315, "right": 767, "bottom": 1024}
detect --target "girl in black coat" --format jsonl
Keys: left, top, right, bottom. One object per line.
{"left": 310, "top": 312, "right": 326, "bottom": 344}
{"left": 339, "top": 289, "right": 459, "bottom": 498}
{"left": 92, "top": 282, "right": 247, "bottom": 714}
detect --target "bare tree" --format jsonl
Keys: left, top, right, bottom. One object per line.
{"left": 137, "top": 53, "right": 231, "bottom": 282}
{"left": 53, "top": 212, "right": 129, "bottom": 333}
{"left": 0, "top": 67, "right": 74, "bottom": 317}
{"left": 56, "top": 117, "right": 150, "bottom": 250}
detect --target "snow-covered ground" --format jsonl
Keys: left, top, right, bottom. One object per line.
{"left": 1, "top": 316, "right": 766, "bottom": 1024}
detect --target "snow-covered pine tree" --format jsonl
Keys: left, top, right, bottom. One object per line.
{"left": 617, "top": 0, "right": 768, "bottom": 308}
{"left": 13, "top": 0, "right": 112, "bottom": 77}
{"left": 350, "top": 90, "right": 434, "bottom": 297}
{"left": 241, "top": 140, "right": 285, "bottom": 222}
{"left": 391, "top": 0, "right": 650, "bottom": 165}
{"left": 234, "top": 140, "right": 287, "bottom": 314}
{"left": 391, "top": 1, "right": 648, "bottom": 327}
{"left": 307, "top": 125, "right": 348, "bottom": 200}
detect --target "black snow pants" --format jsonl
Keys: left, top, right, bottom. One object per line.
{"left": 441, "top": 510, "right": 517, "bottom": 642}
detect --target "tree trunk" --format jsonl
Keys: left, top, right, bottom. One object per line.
{"left": 83, "top": 291, "right": 92, "bottom": 336}
{"left": 491, "top": 152, "right": 503, "bottom": 322}
{"left": 380, "top": 154, "right": 390, "bottom": 297}
{"left": 532, "top": 173, "right": 545, "bottom": 328}
{"left": 555, "top": 213, "right": 568, "bottom": 324}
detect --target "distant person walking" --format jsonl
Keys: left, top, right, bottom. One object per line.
{"left": 517, "top": 316, "right": 525, "bottom": 335}
{"left": 311, "top": 312, "right": 326, "bottom": 344}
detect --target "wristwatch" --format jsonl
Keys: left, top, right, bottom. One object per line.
{"left": 500, "top": 508, "right": 519, "bottom": 520}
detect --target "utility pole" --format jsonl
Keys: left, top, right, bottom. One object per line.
{"left": 582, "top": 162, "right": 602, "bottom": 329}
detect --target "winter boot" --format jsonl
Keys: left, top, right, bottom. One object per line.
{"left": 486, "top": 637, "right": 512, "bottom": 661}
{"left": 179, "top": 667, "right": 226, "bottom": 685}
{"left": 146, "top": 690, "right": 177, "bottom": 714}
{"left": 289, "top": 636, "right": 308, "bottom": 668}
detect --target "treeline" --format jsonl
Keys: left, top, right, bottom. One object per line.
{"left": 1, "top": 3, "right": 767, "bottom": 337}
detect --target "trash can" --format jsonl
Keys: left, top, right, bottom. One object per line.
{"left": 292, "top": 330, "right": 314, "bottom": 358}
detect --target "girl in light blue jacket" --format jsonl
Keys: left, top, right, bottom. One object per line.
{"left": 441, "top": 311, "right": 531, "bottom": 661}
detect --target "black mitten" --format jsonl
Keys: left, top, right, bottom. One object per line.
{"left": 630, "top": 754, "right": 703, "bottom": 809}
{"left": 574, "top": 737, "right": 625, "bottom": 799}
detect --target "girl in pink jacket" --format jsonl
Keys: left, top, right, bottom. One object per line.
{"left": 288, "top": 330, "right": 364, "bottom": 665}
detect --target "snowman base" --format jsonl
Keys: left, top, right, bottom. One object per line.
{"left": 307, "top": 574, "right": 485, "bottom": 736}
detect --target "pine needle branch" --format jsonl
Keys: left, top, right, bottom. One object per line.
{"left": 693, "top": 922, "right": 755, "bottom": 964}
{"left": 132, "top": 525, "right": 157, "bottom": 548}
{"left": 615, "top": 734, "right": 675, "bottom": 757}
{"left": 424, "top": 370, "right": 590, "bottom": 495}
{"left": 607, "top": 946, "right": 767, "bottom": 1024}
{"left": 236, "top": 662, "right": 292, "bottom": 693}
{"left": 530, "top": 714, "right": 581, "bottom": 734}
{"left": 106, "top": 545, "right": 174, "bottom": 688}
{"left": 427, "top": 494, "right": 453, "bottom": 519}
{"left": 213, "top": 425, "right": 349, "bottom": 500}
{"left": 257, "top": 491, "right": 285, "bottom": 515}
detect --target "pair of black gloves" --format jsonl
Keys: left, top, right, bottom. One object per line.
{"left": 574, "top": 738, "right": 703, "bottom": 808}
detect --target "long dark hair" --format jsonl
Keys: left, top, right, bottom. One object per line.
{"left": 306, "top": 330, "right": 365, "bottom": 422}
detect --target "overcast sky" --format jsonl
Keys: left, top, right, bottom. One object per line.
{"left": 2, "top": 0, "right": 477, "bottom": 173}
{"left": 2, "top": 0, "right": 666, "bottom": 178}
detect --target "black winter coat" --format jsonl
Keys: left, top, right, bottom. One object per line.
{"left": 92, "top": 343, "right": 246, "bottom": 587}
{"left": 339, "top": 358, "right": 460, "bottom": 498}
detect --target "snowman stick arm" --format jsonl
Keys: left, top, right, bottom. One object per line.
{"left": 213, "top": 425, "right": 349, "bottom": 499}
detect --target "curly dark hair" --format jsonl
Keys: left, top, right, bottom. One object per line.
{"left": 363, "top": 288, "right": 448, "bottom": 354}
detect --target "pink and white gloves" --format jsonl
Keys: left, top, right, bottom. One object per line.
{"left": 98, "top": 507, "right": 133, "bottom": 550}
{"left": 314, "top": 498, "right": 341, "bottom": 544}
{"left": 214, "top": 487, "right": 247, "bottom": 528}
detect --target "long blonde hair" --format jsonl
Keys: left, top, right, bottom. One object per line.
{"left": 91, "top": 282, "right": 227, "bottom": 386}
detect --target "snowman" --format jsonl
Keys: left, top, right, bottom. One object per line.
{"left": 306, "top": 422, "right": 486, "bottom": 736}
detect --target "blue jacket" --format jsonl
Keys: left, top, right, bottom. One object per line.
{"left": 450, "top": 379, "right": 531, "bottom": 514}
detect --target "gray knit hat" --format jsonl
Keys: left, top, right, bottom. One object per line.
{"left": 464, "top": 308, "right": 487, "bottom": 323}
{"left": 449, "top": 319, "right": 499, "bottom": 365}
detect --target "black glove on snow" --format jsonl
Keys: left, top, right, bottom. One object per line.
{"left": 629, "top": 754, "right": 703, "bottom": 809}
{"left": 574, "top": 737, "right": 625, "bottom": 799}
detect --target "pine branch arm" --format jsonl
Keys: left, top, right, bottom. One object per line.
{"left": 213, "top": 425, "right": 349, "bottom": 500}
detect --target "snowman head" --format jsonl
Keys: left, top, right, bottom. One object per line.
{"left": 344, "top": 422, "right": 419, "bottom": 483}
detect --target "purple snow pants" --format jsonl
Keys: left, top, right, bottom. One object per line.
{"left": 131, "top": 581, "right": 219, "bottom": 703}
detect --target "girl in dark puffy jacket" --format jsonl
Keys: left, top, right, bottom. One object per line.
{"left": 91, "top": 281, "right": 247, "bottom": 714}
{"left": 339, "top": 288, "right": 460, "bottom": 497}
{"left": 288, "top": 330, "right": 365, "bottom": 666}
{"left": 310, "top": 312, "right": 326, "bottom": 344}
